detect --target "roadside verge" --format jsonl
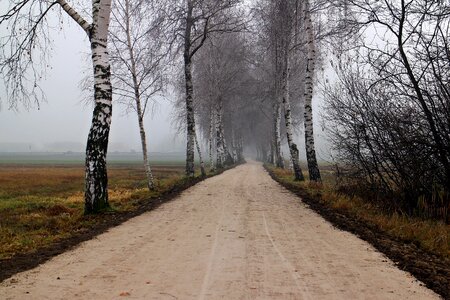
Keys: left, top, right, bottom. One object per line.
{"left": 0, "top": 164, "right": 240, "bottom": 283}
{"left": 264, "top": 164, "right": 449, "bottom": 299}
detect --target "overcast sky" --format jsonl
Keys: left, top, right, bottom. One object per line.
{"left": 0, "top": 7, "right": 331, "bottom": 160}
{"left": 0, "top": 19, "right": 186, "bottom": 153}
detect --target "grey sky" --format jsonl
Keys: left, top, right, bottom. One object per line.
{"left": 0, "top": 20, "right": 183, "bottom": 153}
{"left": 0, "top": 5, "right": 331, "bottom": 160}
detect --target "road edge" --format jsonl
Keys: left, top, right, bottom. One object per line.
{"left": 264, "top": 164, "right": 449, "bottom": 299}
{"left": 0, "top": 163, "right": 242, "bottom": 283}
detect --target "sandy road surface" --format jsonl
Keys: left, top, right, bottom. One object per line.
{"left": 0, "top": 162, "right": 439, "bottom": 299}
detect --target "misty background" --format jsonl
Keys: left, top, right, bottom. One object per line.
{"left": 0, "top": 16, "right": 331, "bottom": 160}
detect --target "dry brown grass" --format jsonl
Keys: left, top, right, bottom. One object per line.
{"left": 0, "top": 164, "right": 185, "bottom": 259}
{"left": 267, "top": 165, "right": 450, "bottom": 258}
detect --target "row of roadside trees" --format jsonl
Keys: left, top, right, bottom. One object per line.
{"left": 0, "top": 0, "right": 324, "bottom": 214}
{"left": 2, "top": 0, "right": 448, "bottom": 222}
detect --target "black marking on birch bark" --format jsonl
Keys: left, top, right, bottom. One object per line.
{"left": 209, "top": 109, "right": 215, "bottom": 171}
{"left": 84, "top": 7, "right": 113, "bottom": 213}
{"left": 273, "top": 102, "right": 285, "bottom": 168}
{"left": 184, "top": 58, "right": 196, "bottom": 177}
{"left": 303, "top": 0, "right": 321, "bottom": 182}
{"left": 215, "top": 104, "right": 225, "bottom": 169}
{"left": 84, "top": 102, "right": 111, "bottom": 214}
{"left": 194, "top": 129, "right": 206, "bottom": 177}
{"left": 183, "top": 1, "right": 196, "bottom": 177}
{"left": 281, "top": 52, "right": 304, "bottom": 181}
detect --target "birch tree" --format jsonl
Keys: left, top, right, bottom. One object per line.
{"left": 178, "top": 0, "right": 243, "bottom": 177}
{"left": 109, "top": 0, "right": 168, "bottom": 190}
{"left": 271, "top": 102, "right": 285, "bottom": 168}
{"left": 274, "top": 0, "right": 304, "bottom": 179}
{"left": 259, "top": 0, "right": 322, "bottom": 181}
{"left": 245, "top": 27, "right": 282, "bottom": 164}
{"left": 193, "top": 119, "right": 207, "bottom": 176}
{"left": 208, "top": 107, "right": 215, "bottom": 170}
{"left": 253, "top": 0, "right": 305, "bottom": 175}
{"left": 193, "top": 33, "right": 249, "bottom": 169}
{"left": 302, "top": 0, "right": 321, "bottom": 181}
{"left": 254, "top": 0, "right": 285, "bottom": 168}
{"left": 1, "top": 0, "right": 114, "bottom": 214}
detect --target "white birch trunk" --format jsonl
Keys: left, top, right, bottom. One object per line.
{"left": 237, "top": 134, "right": 244, "bottom": 162}
{"left": 303, "top": 0, "right": 321, "bottom": 182}
{"left": 219, "top": 106, "right": 233, "bottom": 165}
{"left": 209, "top": 109, "right": 215, "bottom": 171}
{"left": 288, "top": 158, "right": 293, "bottom": 170}
{"left": 281, "top": 51, "right": 304, "bottom": 180}
{"left": 138, "top": 118, "right": 155, "bottom": 189}
{"left": 124, "top": 0, "right": 154, "bottom": 190}
{"left": 215, "top": 103, "right": 225, "bottom": 169}
{"left": 184, "top": 58, "right": 196, "bottom": 177}
{"left": 194, "top": 128, "right": 206, "bottom": 176}
{"left": 231, "top": 129, "right": 238, "bottom": 163}
{"left": 84, "top": 0, "right": 113, "bottom": 213}
{"left": 184, "top": 1, "right": 196, "bottom": 177}
{"left": 273, "top": 102, "right": 285, "bottom": 168}
{"left": 57, "top": 0, "right": 113, "bottom": 213}
{"left": 57, "top": 0, "right": 91, "bottom": 34}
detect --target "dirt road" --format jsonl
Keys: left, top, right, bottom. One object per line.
{"left": 0, "top": 162, "right": 439, "bottom": 299}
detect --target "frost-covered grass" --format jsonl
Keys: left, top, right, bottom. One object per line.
{"left": 0, "top": 164, "right": 189, "bottom": 259}
{"left": 266, "top": 164, "right": 450, "bottom": 259}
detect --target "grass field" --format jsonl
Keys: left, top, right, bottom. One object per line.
{"left": 0, "top": 152, "right": 186, "bottom": 165}
{"left": 0, "top": 156, "right": 192, "bottom": 260}
{"left": 266, "top": 165, "right": 450, "bottom": 259}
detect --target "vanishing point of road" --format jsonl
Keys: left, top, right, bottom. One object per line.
{"left": 0, "top": 162, "right": 439, "bottom": 299}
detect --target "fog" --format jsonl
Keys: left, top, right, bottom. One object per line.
{"left": 0, "top": 13, "right": 331, "bottom": 161}
{"left": 0, "top": 21, "right": 186, "bottom": 153}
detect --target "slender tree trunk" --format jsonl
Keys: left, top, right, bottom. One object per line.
{"left": 237, "top": 134, "right": 244, "bottom": 162}
{"left": 194, "top": 128, "right": 206, "bottom": 177}
{"left": 215, "top": 100, "right": 234, "bottom": 167}
{"left": 282, "top": 52, "right": 304, "bottom": 180}
{"left": 220, "top": 115, "right": 233, "bottom": 166}
{"left": 262, "top": 144, "right": 268, "bottom": 163}
{"left": 303, "top": 0, "right": 321, "bottom": 182}
{"left": 84, "top": 0, "right": 113, "bottom": 214}
{"left": 269, "top": 141, "right": 275, "bottom": 164}
{"left": 215, "top": 103, "right": 225, "bottom": 168}
{"left": 273, "top": 102, "right": 285, "bottom": 168}
{"left": 209, "top": 109, "right": 215, "bottom": 171}
{"left": 124, "top": 0, "right": 154, "bottom": 190}
{"left": 138, "top": 118, "right": 155, "bottom": 189}
{"left": 231, "top": 129, "right": 238, "bottom": 163}
{"left": 184, "top": 59, "right": 196, "bottom": 177}
{"left": 272, "top": 13, "right": 284, "bottom": 169}
{"left": 57, "top": 0, "right": 91, "bottom": 33}
{"left": 184, "top": 2, "right": 195, "bottom": 177}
